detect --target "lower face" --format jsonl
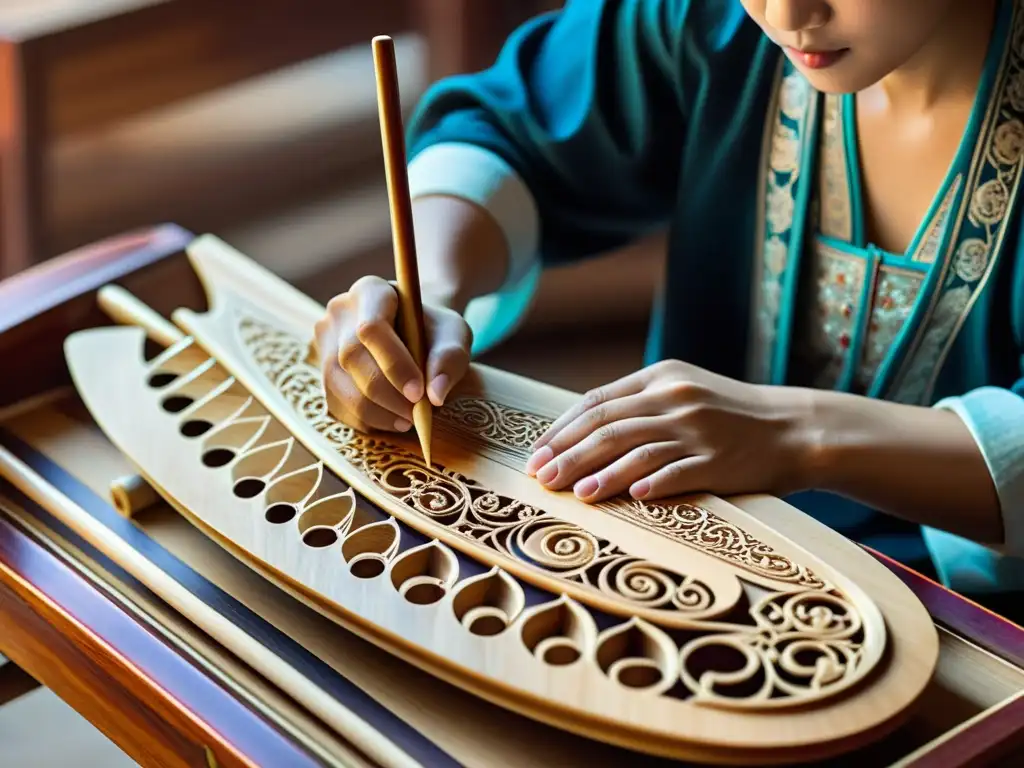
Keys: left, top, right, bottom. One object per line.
{"left": 738, "top": 0, "right": 961, "bottom": 94}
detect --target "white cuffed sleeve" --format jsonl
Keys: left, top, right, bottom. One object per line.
{"left": 407, "top": 142, "right": 543, "bottom": 355}
{"left": 408, "top": 142, "right": 540, "bottom": 290}
{"left": 922, "top": 386, "right": 1024, "bottom": 593}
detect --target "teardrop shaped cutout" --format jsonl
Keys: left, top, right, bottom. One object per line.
{"left": 390, "top": 540, "right": 459, "bottom": 605}
{"left": 595, "top": 618, "right": 679, "bottom": 695}
{"left": 451, "top": 568, "right": 526, "bottom": 637}
{"left": 519, "top": 595, "right": 597, "bottom": 667}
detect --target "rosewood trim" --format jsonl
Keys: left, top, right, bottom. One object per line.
{"left": 903, "top": 694, "right": 1024, "bottom": 768}
{"left": 0, "top": 512, "right": 321, "bottom": 767}
{"left": 868, "top": 548, "right": 1024, "bottom": 670}
{"left": 0, "top": 224, "right": 194, "bottom": 336}
{"left": 0, "top": 428, "right": 462, "bottom": 768}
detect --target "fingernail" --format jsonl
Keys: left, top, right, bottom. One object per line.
{"left": 430, "top": 374, "right": 450, "bottom": 405}
{"left": 536, "top": 462, "right": 558, "bottom": 485}
{"left": 574, "top": 476, "right": 599, "bottom": 499}
{"left": 394, "top": 418, "right": 412, "bottom": 432}
{"left": 403, "top": 380, "right": 423, "bottom": 402}
{"left": 630, "top": 479, "right": 650, "bottom": 499}
{"left": 525, "top": 446, "right": 553, "bottom": 475}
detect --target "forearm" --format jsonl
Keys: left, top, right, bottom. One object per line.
{"left": 797, "top": 389, "right": 1004, "bottom": 544}
{"left": 411, "top": 194, "right": 510, "bottom": 314}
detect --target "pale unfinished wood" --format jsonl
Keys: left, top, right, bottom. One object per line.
{"left": 3, "top": 395, "right": 1022, "bottom": 767}
{"left": 55, "top": 234, "right": 944, "bottom": 763}
{"left": 372, "top": 34, "right": 433, "bottom": 465}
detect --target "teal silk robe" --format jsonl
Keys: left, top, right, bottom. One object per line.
{"left": 405, "top": 0, "right": 1024, "bottom": 597}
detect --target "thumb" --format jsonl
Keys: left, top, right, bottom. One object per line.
{"left": 424, "top": 310, "right": 473, "bottom": 406}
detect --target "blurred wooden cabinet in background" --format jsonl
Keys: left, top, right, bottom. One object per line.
{"left": 0, "top": 0, "right": 658, "bottom": 388}
{"left": 0, "top": 0, "right": 562, "bottom": 279}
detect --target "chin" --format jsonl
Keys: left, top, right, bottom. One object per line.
{"left": 786, "top": 56, "right": 882, "bottom": 95}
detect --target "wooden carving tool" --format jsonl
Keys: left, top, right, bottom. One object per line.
{"left": 372, "top": 34, "right": 433, "bottom": 466}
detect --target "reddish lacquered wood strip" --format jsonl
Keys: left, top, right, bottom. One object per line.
{"left": 903, "top": 694, "right": 1024, "bottom": 768}
{"left": 868, "top": 547, "right": 1024, "bottom": 670}
{"left": 0, "top": 512, "right": 323, "bottom": 767}
{"left": 0, "top": 224, "right": 193, "bottom": 335}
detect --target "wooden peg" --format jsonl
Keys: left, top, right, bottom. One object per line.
{"left": 372, "top": 34, "right": 433, "bottom": 466}
{"left": 97, "top": 284, "right": 183, "bottom": 515}
{"left": 110, "top": 472, "right": 161, "bottom": 518}
{"left": 97, "top": 284, "right": 185, "bottom": 346}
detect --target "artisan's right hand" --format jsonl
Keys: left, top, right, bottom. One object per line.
{"left": 315, "top": 275, "right": 473, "bottom": 433}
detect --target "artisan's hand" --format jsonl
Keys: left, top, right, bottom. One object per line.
{"left": 315, "top": 276, "right": 472, "bottom": 432}
{"left": 525, "top": 360, "right": 816, "bottom": 502}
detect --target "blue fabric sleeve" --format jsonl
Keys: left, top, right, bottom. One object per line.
{"left": 406, "top": 0, "right": 754, "bottom": 266}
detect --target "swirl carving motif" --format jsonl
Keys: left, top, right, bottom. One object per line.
{"left": 238, "top": 317, "right": 720, "bottom": 619}
{"left": 241, "top": 317, "right": 827, "bottom": 593}
{"left": 436, "top": 390, "right": 825, "bottom": 590}
{"left": 439, "top": 396, "right": 549, "bottom": 461}
{"left": 613, "top": 499, "right": 825, "bottom": 590}
{"left": 139, "top": 319, "right": 883, "bottom": 709}
{"left": 679, "top": 591, "right": 864, "bottom": 705}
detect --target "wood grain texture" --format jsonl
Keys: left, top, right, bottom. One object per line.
{"left": 0, "top": 421, "right": 455, "bottom": 768}
{"left": 62, "top": 235, "right": 950, "bottom": 763}
{"left": 7, "top": 386, "right": 1024, "bottom": 767}
{"left": 868, "top": 548, "right": 1024, "bottom": 670}
{"left": 899, "top": 692, "right": 1024, "bottom": 767}
{"left": 5, "top": 397, "right": 1024, "bottom": 768}
{"left": 0, "top": 510, "right": 324, "bottom": 768}
{"left": 3, "top": 227, "right": 1024, "bottom": 765}
{"left": 373, "top": 34, "right": 433, "bottom": 465}
{"left": 0, "top": 0, "right": 413, "bottom": 274}
{"left": 0, "top": 224, "right": 198, "bottom": 410}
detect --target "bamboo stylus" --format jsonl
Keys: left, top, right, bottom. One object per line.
{"left": 372, "top": 35, "right": 433, "bottom": 465}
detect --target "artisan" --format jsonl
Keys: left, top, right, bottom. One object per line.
{"left": 315, "top": 0, "right": 1024, "bottom": 607}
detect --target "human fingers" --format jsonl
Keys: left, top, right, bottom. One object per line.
{"left": 629, "top": 455, "right": 714, "bottom": 500}
{"left": 352, "top": 278, "right": 425, "bottom": 403}
{"left": 533, "top": 416, "right": 666, "bottom": 491}
{"left": 424, "top": 309, "right": 473, "bottom": 406}
{"left": 317, "top": 300, "right": 413, "bottom": 429}
{"left": 526, "top": 389, "right": 672, "bottom": 475}
{"left": 571, "top": 441, "right": 690, "bottom": 503}
{"left": 531, "top": 373, "right": 649, "bottom": 454}
{"left": 324, "top": 364, "right": 412, "bottom": 433}
{"left": 341, "top": 341, "right": 415, "bottom": 423}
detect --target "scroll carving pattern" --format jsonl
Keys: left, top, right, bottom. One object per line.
{"left": 228, "top": 316, "right": 878, "bottom": 707}
{"left": 242, "top": 317, "right": 719, "bottom": 618}
{"left": 436, "top": 397, "right": 824, "bottom": 590}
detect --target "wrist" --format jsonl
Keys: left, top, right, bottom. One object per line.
{"left": 411, "top": 194, "right": 511, "bottom": 317}
{"left": 420, "top": 282, "right": 472, "bottom": 316}
{"left": 759, "top": 385, "right": 841, "bottom": 493}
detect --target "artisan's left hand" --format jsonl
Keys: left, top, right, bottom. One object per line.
{"left": 525, "top": 360, "right": 817, "bottom": 503}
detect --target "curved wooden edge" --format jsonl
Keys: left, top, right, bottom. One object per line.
{"left": 0, "top": 427, "right": 458, "bottom": 768}
{"left": 901, "top": 693, "right": 1024, "bottom": 768}
{"left": 0, "top": 509, "right": 325, "bottom": 768}
{"left": 866, "top": 547, "right": 1024, "bottom": 669}
{"left": 0, "top": 224, "right": 194, "bottom": 334}
{"left": 0, "top": 224, "right": 202, "bottom": 411}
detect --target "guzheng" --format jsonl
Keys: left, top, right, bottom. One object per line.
{"left": 61, "top": 234, "right": 940, "bottom": 764}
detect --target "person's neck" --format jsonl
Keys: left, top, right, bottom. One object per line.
{"left": 869, "top": 0, "right": 999, "bottom": 115}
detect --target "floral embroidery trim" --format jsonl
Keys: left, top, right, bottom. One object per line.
{"left": 818, "top": 94, "right": 853, "bottom": 241}
{"left": 750, "top": 63, "right": 816, "bottom": 384}
{"left": 911, "top": 177, "right": 963, "bottom": 264}
{"left": 856, "top": 265, "right": 925, "bottom": 393}
{"left": 888, "top": 0, "right": 1024, "bottom": 404}
{"left": 796, "top": 242, "right": 870, "bottom": 389}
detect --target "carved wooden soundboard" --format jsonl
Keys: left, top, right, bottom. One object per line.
{"left": 63, "top": 235, "right": 939, "bottom": 764}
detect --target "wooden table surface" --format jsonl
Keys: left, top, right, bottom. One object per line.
{"left": 1, "top": 227, "right": 1023, "bottom": 768}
